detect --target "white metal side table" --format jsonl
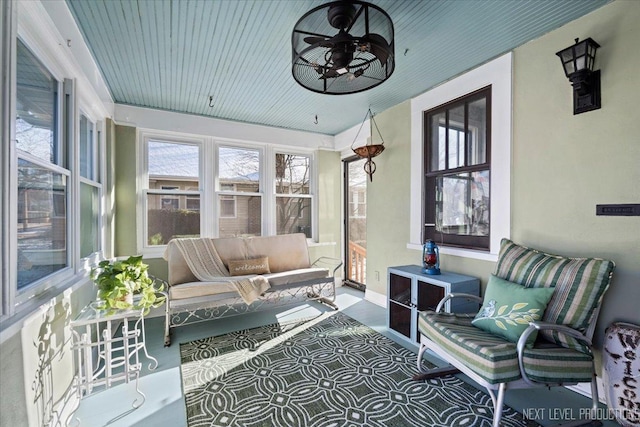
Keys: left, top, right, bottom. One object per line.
{"left": 70, "top": 297, "right": 159, "bottom": 410}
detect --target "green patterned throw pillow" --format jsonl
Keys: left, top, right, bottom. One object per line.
{"left": 472, "top": 275, "right": 555, "bottom": 348}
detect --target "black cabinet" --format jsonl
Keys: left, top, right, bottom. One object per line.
{"left": 388, "top": 265, "right": 480, "bottom": 343}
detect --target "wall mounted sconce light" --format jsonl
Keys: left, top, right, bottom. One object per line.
{"left": 556, "top": 37, "right": 601, "bottom": 115}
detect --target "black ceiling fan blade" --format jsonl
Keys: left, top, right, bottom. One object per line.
{"left": 304, "top": 36, "right": 334, "bottom": 48}
{"left": 364, "top": 33, "right": 391, "bottom": 64}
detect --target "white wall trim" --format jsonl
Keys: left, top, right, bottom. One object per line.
{"left": 115, "top": 104, "right": 334, "bottom": 150}
{"left": 365, "top": 288, "right": 387, "bottom": 308}
{"left": 409, "top": 53, "right": 512, "bottom": 257}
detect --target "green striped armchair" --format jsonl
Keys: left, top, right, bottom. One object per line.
{"left": 416, "top": 239, "right": 615, "bottom": 427}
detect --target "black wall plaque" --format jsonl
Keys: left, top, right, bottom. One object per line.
{"left": 596, "top": 204, "right": 640, "bottom": 216}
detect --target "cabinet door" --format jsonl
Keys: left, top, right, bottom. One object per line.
{"left": 416, "top": 280, "right": 445, "bottom": 312}
{"left": 388, "top": 273, "right": 412, "bottom": 339}
{"left": 389, "top": 273, "right": 411, "bottom": 305}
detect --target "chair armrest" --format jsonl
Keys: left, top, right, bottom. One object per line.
{"left": 311, "top": 257, "right": 343, "bottom": 277}
{"left": 435, "top": 293, "right": 483, "bottom": 313}
{"left": 516, "top": 321, "right": 594, "bottom": 386}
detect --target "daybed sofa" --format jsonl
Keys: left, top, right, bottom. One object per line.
{"left": 162, "top": 233, "right": 341, "bottom": 346}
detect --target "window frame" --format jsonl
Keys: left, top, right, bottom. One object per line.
{"left": 423, "top": 86, "right": 492, "bottom": 251}
{"left": 1, "top": 19, "right": 108, "bottom": 328}
{"left": 139, "top": 133, "right": 204, "bottom": 256}
{"left": 273, "top": 151, "right": 313, "bottom": 237}
{"left": 136, "top": 131, "right": 318, "bottom": 255}
{"left": 409, "top": 53, "right": 512, "bottom": 261}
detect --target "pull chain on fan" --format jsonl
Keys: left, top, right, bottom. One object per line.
{"left": 291, "top": 1, "right": 395, "bottom": 95}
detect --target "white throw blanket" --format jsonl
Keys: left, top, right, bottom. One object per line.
{"left": 169, "top": 238, "right": 270, "bottom": 305}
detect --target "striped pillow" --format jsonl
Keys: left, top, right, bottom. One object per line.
{"left": 494, "top": 239, "right": 615, "bottom": 353}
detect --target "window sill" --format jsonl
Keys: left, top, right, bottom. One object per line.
{"left": 406, "top": 242, "right": 498, "bottom": 262}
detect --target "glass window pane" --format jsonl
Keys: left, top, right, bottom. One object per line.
{"left": 276, "top": 197, "right": 311, "bottom": 237}
{"left": 436, "top": 171, "right": 489, "bottom": 237}
{"left": 448, "top": 105, "right": 465, "bottom": 169}
{"left": 147, "top": 194, "right": 200, "bottom": 245}
{"left": 275, "top": 154, "right": 310, "bottom": 194}
{"left": 80, "top": 182, "right": 99, "bottom": 258}
{"left": 17, "top": 159, "right": 68, "bottom": 289}
{"left": 16, "top": 39, "right": 60, "bottom": 165}
{"left": 148, "top": 140, "right": 199, "bottom": 188}
{"left": 79, "top": 115, "right": 95, "bottom": 180}
{"left": 218, "top": 195, "right": 261, "bottom": 237}
{"left": 468, "top": 97, "right": 487, "bottom": 165}
{"left": 219, "top": 147, "right": 260, "bottom": 193}
{"left": 429, "top": 112, "right": 446, "bottom": 171}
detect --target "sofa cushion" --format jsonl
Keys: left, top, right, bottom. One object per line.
{"left": 228, "top": 257, "right": 270, "bottom": 276}
{"left": 472, "top": 275, "right": 555, "bottom": 348}
{"left": 418, "top": 311, "right": 594, "bottom": 385}
{"left": 244, "top": 233, "right": 311, "bottom": 273}
{"left": 169, "top": 281, "right": 237, "bottom": 300}
{"left": 494, "top": 239, "right": 614, "bottom": 353}
{"left": 263, "top": 267, "right": 329, "bottom": 287}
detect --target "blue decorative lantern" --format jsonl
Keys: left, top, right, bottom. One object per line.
{"left": 422, "top": 240, "right": 441, "bottom": 275}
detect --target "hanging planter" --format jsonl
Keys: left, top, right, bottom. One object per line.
{"left": 351, "top": 108, "right": 386, "bottom": 181}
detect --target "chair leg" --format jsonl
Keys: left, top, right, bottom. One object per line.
{"left": 413, "top": 341, "right": 460, "bottom": 380}
{"left": 491, "top": 383, "right": 506, "bottom": 427}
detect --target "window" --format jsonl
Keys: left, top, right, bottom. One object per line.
{"left": 137, "top": 133, "right": 317, "bottom": 251}
{"left": 219, "top": 183, "right": 236, "bottom": 218}
{"left": 145, "top": 139, "right": 201, "bottom": 246}
{"left": 16, "top": 39, "right": 69, "bottom": 291}
{"left": 79, "top": 114, "right": 101, "bottom": 259}
{"left": 423, "top": 86, "right": 491, "bottom": 250}
{"left": 217, "top": 146, "right": 261, "bottom": 237}
{"left": 275, "top": 153, "right": 312, "bottom": 238}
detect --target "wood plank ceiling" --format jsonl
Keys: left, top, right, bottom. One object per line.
{"left": 65, "top": 0, "right": 609, "bottom": 136}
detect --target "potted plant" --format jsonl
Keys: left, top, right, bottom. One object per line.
{"left": 91, "top": 255, "right": 165, "bottom": 314}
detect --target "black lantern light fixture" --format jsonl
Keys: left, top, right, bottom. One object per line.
{"left": 291, "top": 1, "right": 395, "bottom": 95}
{"left": 556, "top": 37, "right": 601, "bottom": 115}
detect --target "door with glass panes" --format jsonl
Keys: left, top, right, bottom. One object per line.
{"left": 344, "top": 157, "right": 367, "bottom": 289}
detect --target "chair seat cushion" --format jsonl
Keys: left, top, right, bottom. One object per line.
{"left": 418, "top": 311, "right": 594, "bottom": 385}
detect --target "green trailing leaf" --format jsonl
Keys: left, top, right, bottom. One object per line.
{"left": 91, "top": 255, "right": 165, "bottom": 314}
{"left": 495, "top": 320, "right": 507, "bottom": 330}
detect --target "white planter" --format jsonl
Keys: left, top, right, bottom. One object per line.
{"left": 604, "top": 322, "right": 640, "bottom": 426}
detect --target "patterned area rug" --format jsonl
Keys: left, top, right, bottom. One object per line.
{"left": 180, "top": 312, "right": 539, "bottom": 427}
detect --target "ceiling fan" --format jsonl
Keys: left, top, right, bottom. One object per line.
{"left": 291, "top": 1, "right": 395, "bottom": 95}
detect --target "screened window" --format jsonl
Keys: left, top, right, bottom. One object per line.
{"left": 275, "top": 153, "right": 312, "bottom": 238}
{"left": 217, "top": 146, "right": 261, "bottom": 237}
{"left": 424, "top": 86, "right": 491, "bottom": 250}
{"left": 145, "top": 140, "right": 201, "bottom": 246}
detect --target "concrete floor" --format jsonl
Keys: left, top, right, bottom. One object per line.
{"left": 73, "top": 287, "right": 618, "bottom": 427}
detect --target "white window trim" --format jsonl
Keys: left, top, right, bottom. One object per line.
{"left": 408, "top": 53, "right": 512, "bottom": 261}
{"left": 137, "top": 129, "right": 319, "bottom": 256}
{"left": 138, "top": 130, "right": 205, "bottom": 259}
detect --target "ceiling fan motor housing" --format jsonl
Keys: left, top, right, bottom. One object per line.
{"left": 328, "top": 2, "right": 356, "bottom": 29}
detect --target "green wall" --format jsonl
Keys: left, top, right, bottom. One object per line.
{"left": 114, "top": 124, "right": 138, "bottom": 258}
{"left": 511, "top": 0, "right": 640, "bottom": 353}
{"left": 363, "top": 0, "right": 639, "bottom": 369}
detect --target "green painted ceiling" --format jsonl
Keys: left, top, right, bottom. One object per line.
{"left": 65, "top": 0, "right": 609, "bottom": 136}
